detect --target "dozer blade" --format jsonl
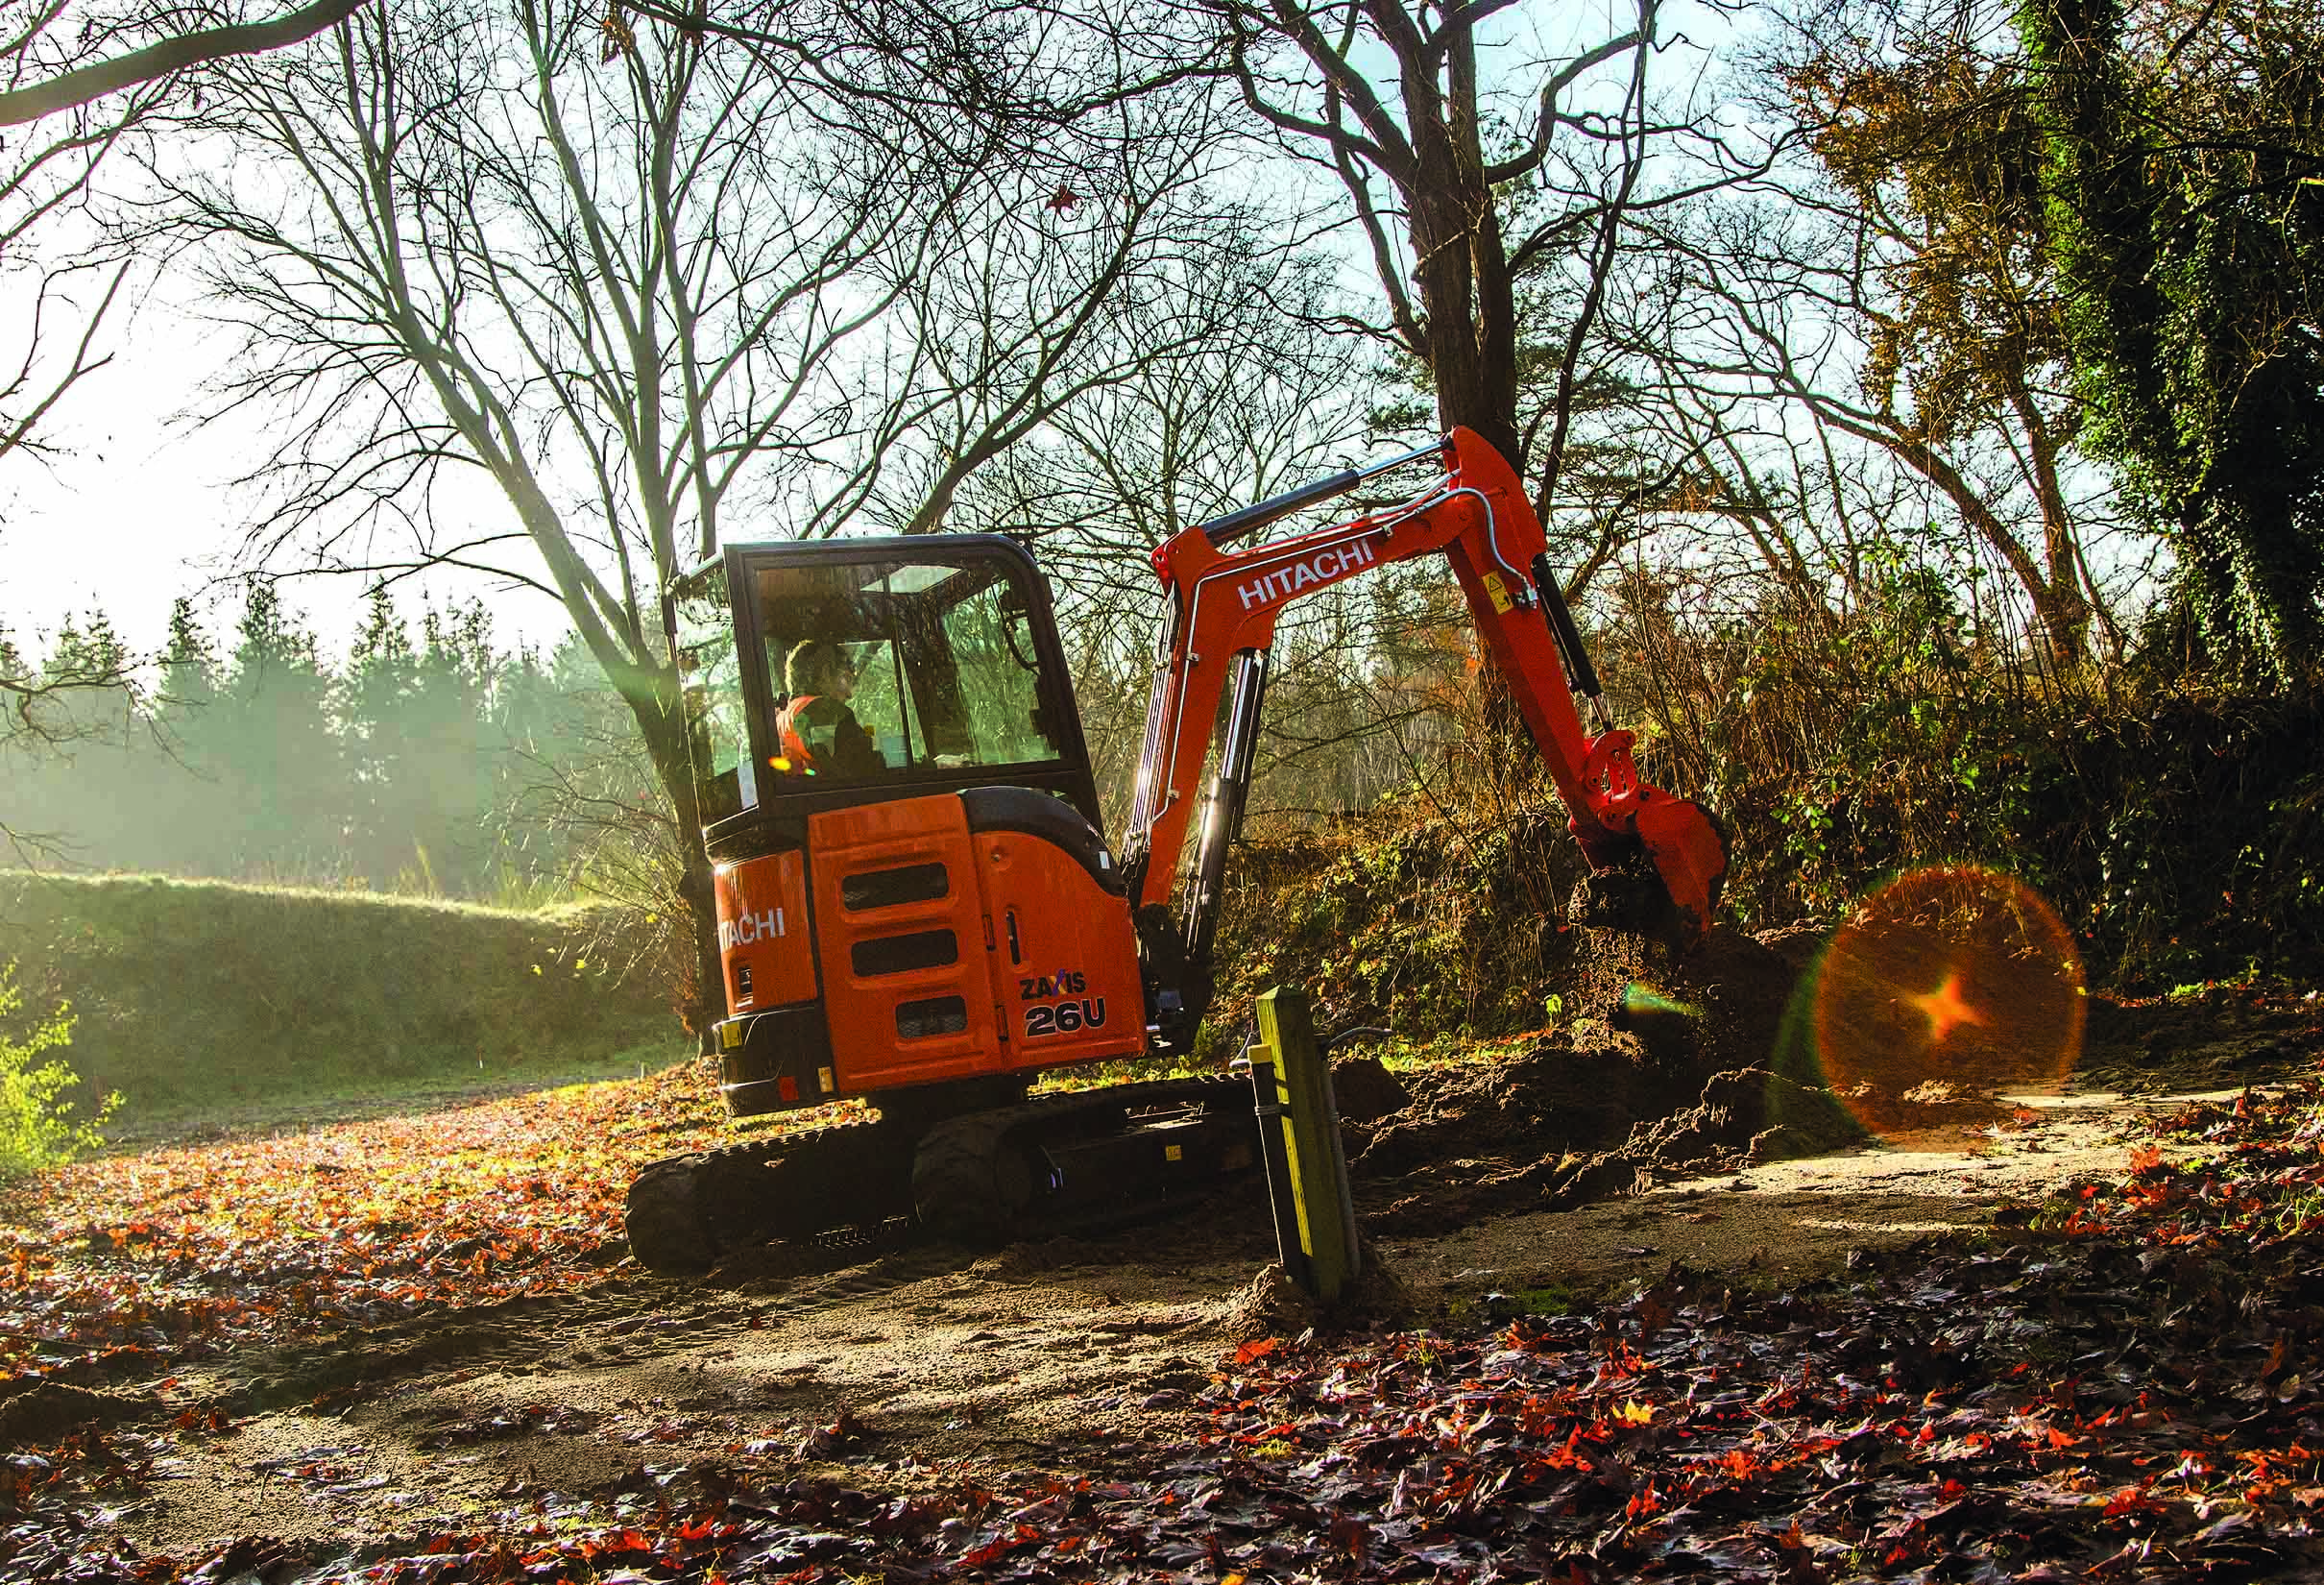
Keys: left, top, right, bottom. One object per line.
{"left": 911, "top": 1077, "right": 1259, "bottom": 1246}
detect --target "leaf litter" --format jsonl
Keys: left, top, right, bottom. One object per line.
{"left": 8, "top": 1035, "right": 2324, "bottom": 1580}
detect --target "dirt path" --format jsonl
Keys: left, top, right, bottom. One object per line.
{"left": 109, "top": 1078, "right": 2218, "bottom": 1558}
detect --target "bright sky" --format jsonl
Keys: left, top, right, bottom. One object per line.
{"left": 1, "top": 282, "right": 576, "bottom": 670}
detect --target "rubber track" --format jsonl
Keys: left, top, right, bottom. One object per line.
{"left": 626, "top": 1111, "right": 915, "bottom": 1274}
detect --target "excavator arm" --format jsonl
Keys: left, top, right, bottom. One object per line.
{"left": 1118, "top": 427, "right": 1726, "bottom": 1016}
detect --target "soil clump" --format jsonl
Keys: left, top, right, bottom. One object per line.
{"left": 1324, "top": 1055, "right": 1409, "bottom": 1124}
{"left": 0, "top": 1379, "right": 137, "bottom": 1444}
{"left": 1221, "top": 1244, "right": 1416, "bottom": 1342}
{"left": 1341, "top": 924, "right": 1840, "bottom": 1235}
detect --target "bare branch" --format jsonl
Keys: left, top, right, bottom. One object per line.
{"left": 0, "top": 0, "right": 369, "bottom": 126}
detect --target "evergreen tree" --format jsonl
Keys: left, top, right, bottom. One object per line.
{"left": 12, "top": 612, "right": 145, "bottom": 866}
{"left": 158, "top": 597, "right": 220, "bottom": 714}
{"left": 145, "top": 597, "right": 234, "bottom": 876}
{"left": 396, "top": 599, "right": 498, "bottom": 893}
{"left": 340, "top": 585, "right": 421, "bottom": 886}
{"left": 213, "top": 582, "right": 344, "bottom": 878}
{"left": 488, "top": 630, "right": 658, "bottom": 898}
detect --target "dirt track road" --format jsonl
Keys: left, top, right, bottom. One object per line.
{"left": 114, "top": 1077, "right": 2216, "bottom": 1556}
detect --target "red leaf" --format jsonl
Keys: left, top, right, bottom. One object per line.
{"left": 960, "top": 1533, "right": 1029, "bottom": 1568}
{"left": 1232, "top": 1337, "right": 1279, "bottom": 1366}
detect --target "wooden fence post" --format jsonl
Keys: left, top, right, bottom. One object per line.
{"left": 1249, "top": 985, "right": 1361, "bottom": 1303}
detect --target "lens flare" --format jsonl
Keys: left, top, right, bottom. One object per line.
{"left": 1907, "top": 969, "right": 1986, "bottom": 1046}
{"left": 1622, "top": 983, "right": 1702, "bottom": 1020}
{"left": 1808, "top": 866, "right": 2084, "bottom": 1145}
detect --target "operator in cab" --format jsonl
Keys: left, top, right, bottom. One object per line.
{"left": 776, "top": 639, "right": 886, "bottom": 779}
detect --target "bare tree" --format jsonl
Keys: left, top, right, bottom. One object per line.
{"left": 1208, "top": 0, "right": 1762, "bottom": 498}
{"left": 2, "top": 5, "right": 148, "bottom": 469}
{"left": 2, "top": 0, "right": 393, "bottom": 470}
{"left": 158, "top": 0, "right": 1308, "bottom": 1021}
{"left": 784, "top": 90, "right": 1298, "bottom": 545}
{"left": 938, "top": 238, "right": 1387, "bottom": 817}
{"left": 1603, "top": 0, "right": 2126, "bottom": 665}
{"left": 1, "top": 0, "right": 367, "bottom": 126}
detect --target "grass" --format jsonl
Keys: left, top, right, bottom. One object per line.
{"left": 98, "top": 1042, "right": 698, "bottom": 1148}
{"left": 0, "top": 870, "right": 682, "bottom": 1132}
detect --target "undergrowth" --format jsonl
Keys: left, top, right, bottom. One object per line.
{"left": 1670, "top": 578, "right": 2324, "bottom": 988}
{"left": 1211, "top": 579, "right": 2320, "bottom": 1041}
{"left": 1208, "top": 803, "right": 1593, "bottom": 1044}
{"left": 0, "top": 964, "right": 114, "bottom": 1182}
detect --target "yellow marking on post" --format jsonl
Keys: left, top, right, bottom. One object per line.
{"left": 1256, "top": 986, "right": 1361, "bottom": 1304}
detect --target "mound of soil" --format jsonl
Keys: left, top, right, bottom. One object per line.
{"left": 1354, "top": 1065, "right": 1863, "bottom": 1237}
{"left": 1326, "top": 1056, "right": 1409, "bottom": 1124}
{"left": 1340, "top": 925, "right": 1857, "bottom": 1237}
{"left": 2075, "top": 985, "right": 2321, "bottom": 1092}
{"left": 1222, "top": 1245, "right": 1418, "bottom": 1342}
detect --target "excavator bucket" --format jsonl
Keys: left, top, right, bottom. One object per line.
{"left": 1634, "top": 793, "right": 1729, "bottom": 949}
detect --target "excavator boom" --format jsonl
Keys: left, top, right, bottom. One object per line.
{"left": 1121, "top": 427, "right": 1725, "bottom": 988}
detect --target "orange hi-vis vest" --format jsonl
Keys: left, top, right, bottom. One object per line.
{"left": 776, "top": 695, "right": 823, "bottom": 769}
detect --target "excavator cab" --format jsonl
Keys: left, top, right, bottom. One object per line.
{"left": 668, "top": 536, "right": 1150, "bottom": 1119}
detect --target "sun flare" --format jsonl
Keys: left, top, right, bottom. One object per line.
{"left": 1907, "top": 969, "right": 1985, "bottom": 1046}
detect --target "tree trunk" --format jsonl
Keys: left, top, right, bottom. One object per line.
{"left": 1405, "top": 24, "right": 1525, "bottom": 474}
{"left": 626, "top": 671, "right": 724, "bottom": 1050}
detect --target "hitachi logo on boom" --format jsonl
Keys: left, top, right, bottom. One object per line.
{"left": 1234, "top": 539, "right": 1375, "bottom": 610}
{"left": 719, "top": 908, "right": 784, "bottom": 950}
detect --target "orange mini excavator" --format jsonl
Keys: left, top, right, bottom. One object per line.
{"left": 623, "top": 428, "right": 1727, "bottom": 1270}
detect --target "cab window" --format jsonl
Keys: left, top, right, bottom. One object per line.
{"left": 941, "top": 575, "right": 1057, "bottom": 767}
{"left": 671, "top": 569, "right": 752, "bottom": 821}
{"left": 752, "top": 554, "right": 1065, "bottom": 784}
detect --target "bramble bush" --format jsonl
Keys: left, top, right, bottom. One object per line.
{"left": 1206, "top": 564, "right": 2319, "bottom": 1036}
{"left": 0, "top": 963, "right": 117, "bottom": 1183}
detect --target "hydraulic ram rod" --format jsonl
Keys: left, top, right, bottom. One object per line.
{"left": 1197, "top": 440, "right": 1443, "bottom": 549}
